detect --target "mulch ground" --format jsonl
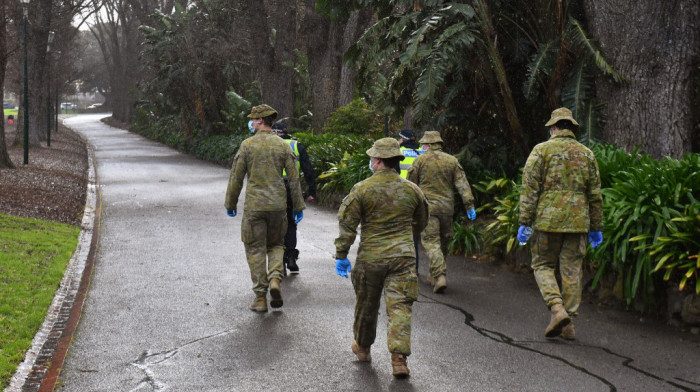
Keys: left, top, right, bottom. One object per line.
{"left": 0, "top": 119, "right": 88, "bottom": 226}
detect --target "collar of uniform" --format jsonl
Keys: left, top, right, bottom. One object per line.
{"left": 550, "top": 129, "right": 575, "bottom": 139}
{"left": 428, "top": 143, "right": 443, "bottom": 151}
{"left": 256, "top": 129, "right": 274, "bottom": 135}
{"left": 374, "top": 167, "right": 399, "bottom": 176}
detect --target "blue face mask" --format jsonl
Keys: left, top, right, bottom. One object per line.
{"left": 368, "top": 160, "right": 374, "bottom": 173}
{"left": 248, "top": 120, "right": 255, "bottom": 133}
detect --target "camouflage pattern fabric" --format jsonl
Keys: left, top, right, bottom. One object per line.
{"left": 518, "top": 129, "right": 603, "bottom": 232}
{"left": 530, "top": 231, "right": 586, "bottom": 316}
{"left": 407, "top": 145, "right": 475, "bottom": 215}
{"left": 421, "top": 215, "right": 453, "bottom": 279}
{"left": 334, "top": 167, "right": 427, "bottom": 356}
{"left": 335, "top": 168, "right": 429, "bottom": 262}
{"left": 225, "top": 129, "right": 306, "bottom": 213}
{"left": 241, "top": 210, "right": 287, "bottom": 296}
{"left": 225, "top": 129, "right": 305, "bottom": 295}
{"left": 351, "top": 257, "right": 418, "bottom": 356}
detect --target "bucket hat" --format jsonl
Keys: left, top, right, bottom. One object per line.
{"left": 366, "top": 138, "right": 405, "bottom": 160}
{"left": 545, "top": 107, "right": 579, "bottom": 127}
{"left": 418, "top": 131, "right": 443, "bottom": 144}
{"left": 248, "top": 104, "right": 278, "bottom": 119}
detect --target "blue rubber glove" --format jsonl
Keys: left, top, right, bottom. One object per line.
{"left": 226, "top": 209, "right": 237, "bottom": 217}
{"left": 517, "top": 225, "right": 533, "bottom": 245}
{"left": 467, "top": 208, "right": 477, "bottom": 221}
{"left": 293, "top": 211, "right": 303, "bottom": 224}
{"left": 335, "top": 258, "right": 352, "bottom": 278}
{"left": 588, "top": 231, "right": 603, "bottom": 248}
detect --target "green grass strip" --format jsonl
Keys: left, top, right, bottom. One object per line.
{"left": 0, "top": 213, "right": 80, "bottom": 389}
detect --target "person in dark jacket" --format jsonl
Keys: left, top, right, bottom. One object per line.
{"left": 273, "top": 121, "right": 317, "bottom": 274}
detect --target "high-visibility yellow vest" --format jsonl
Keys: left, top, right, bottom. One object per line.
{"left": 283, "top": 139, "right": 300, "bottom": 176}
{"left": 399, "top": 146, "right": 423, "bottom": 178}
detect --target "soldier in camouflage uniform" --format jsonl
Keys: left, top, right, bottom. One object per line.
{"left": 334, "top": 138, "right": 428, "bottom": 378}
{"left": 225, "top": 104, "right": 306, "bottom": 313}
{"left": 518, "top": 107, "right": 603, "bottom": 340}
{"left": 407, "top": 131, "right": 476, "bottom": 294}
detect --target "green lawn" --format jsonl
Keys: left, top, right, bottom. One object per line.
{"left": 0, "top": 213, "right": 80, "bottom": 389}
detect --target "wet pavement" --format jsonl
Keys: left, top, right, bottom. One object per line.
{"left": 18, "top": 114, "right": 700, "bottom": 391}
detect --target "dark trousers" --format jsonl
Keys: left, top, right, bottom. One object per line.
{"left": 284, "top": 183, "right": 297, "bottom": 254}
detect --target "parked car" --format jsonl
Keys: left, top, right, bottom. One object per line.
{"left": 3, "top": 102, "right": 15, "bottom": 109}
{"left": 87, "top": 103, "right": 103, "bottom": 109}
{"left": 60, "top": 102, "right": 77, "bottom": 110}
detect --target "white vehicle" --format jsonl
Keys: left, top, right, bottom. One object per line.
{"left": 87, "top": 103, "right": 103, "bottom": 109}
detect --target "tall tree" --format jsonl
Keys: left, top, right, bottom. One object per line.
{"left": 0, "top": 0, "right": 14, "bottom": 168}
{"left": 583, "top": 0, "right": 700, "bottom": 159}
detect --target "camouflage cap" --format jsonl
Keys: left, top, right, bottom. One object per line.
{"left": 545, "top": 107, "right": 579, "bottom": 127}
{"left": 247, "top": 104, "right": 278, "bottom": 119}
{"left": 366, "top": 137, "right": 405, "bottom": 160}
{"left": 418, "top": 131, "right": 443, "bottom": 144}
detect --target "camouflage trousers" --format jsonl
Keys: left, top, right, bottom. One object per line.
{"left": 420, "top": 215, "right": 453, "bottom": 279}
{"left": 530, "top": 231, "right": 586, "bottom": 317}
{"left": 241, "top": 210, "right": 287, "bottom": 296}
{"left": 351, "top": 257, "right": 418, "bottom": 356}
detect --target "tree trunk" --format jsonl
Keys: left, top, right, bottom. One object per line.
{"left": 0, "top": 2, "right": 15, "bottom": 168}
{"left": 583, "top": 0, "right": 700, "bottom": 159}
{"left": 26, "top": 0, "right": 52, "bottom": 146}
{"left": 301, "top": 0, "right": 345, "bottom": 130}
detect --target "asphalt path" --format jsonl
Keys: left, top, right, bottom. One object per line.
{"left": 51, "top": 114, "right": 700, "bottom": 392}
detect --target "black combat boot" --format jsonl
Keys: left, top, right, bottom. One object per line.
{"left": 287, "top": 249, "right": 300, "bottom": 273}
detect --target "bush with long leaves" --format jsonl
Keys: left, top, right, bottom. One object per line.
{"left": 590, "top": 150, "right": 700, "bottom": 309}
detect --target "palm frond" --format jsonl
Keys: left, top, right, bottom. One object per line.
{"left": 561, "top": 60, "right": 596, "bottom": 119}
{"left": 578, "top": 100, "right": 606, "bottom": 145}
{"left": 522, "top": 39, "right": 556, "bottom": 100}
{"left": 565, "top": 19, "right": 627, "bottom": 84}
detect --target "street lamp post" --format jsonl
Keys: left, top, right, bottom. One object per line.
{"left": 20, "top": 0, "right": 30, "bottom": 165}
{"left": 46, "top": 30, "right": 54, "bottom": 147}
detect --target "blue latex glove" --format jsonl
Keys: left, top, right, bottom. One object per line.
{"left": 293, "top": 210, "right": 303, "bottom": 224}
{"left": 335, "top": 258, "right": 352, "bottom": 278}
{"left": 467, "top": 208, "right": 477, "bottom": 221}
{"left": 226, "top": 209, "right": 237, "bottom": 217}
{"left": 588, "top": 231, "right": 603, "bottom": 248}
{"left": 517, "top": 225, "right": 533, "bottom": 245}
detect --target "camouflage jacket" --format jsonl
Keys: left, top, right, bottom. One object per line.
{"left": 225, "top": 129, "right": 306, "bottom": 212}
{"left": 518, "top": 129, "right": 603, "bottom": 232}
{"left": 335, "top": 168, "right": 429, "bottom": 262}
{"left": 407, "top": 145, "right": 474, "bottom": 216}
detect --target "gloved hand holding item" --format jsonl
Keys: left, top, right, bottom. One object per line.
{"left": 293, "top": 211, "right": 303, "bottom": 224}
{"left": 467, "top": 208, "right": 477, "bottom": 221}
{"left": 335, "top": 258, "right": 352, "bottom": 278}
{"left": 517, "top": 225, "right": 532, "bottom": 245}
{"left": 226, "top": 209, "right": 237, "bottom": 217}
{"left": 588, "top": 231, "right": 603, "bottom": 248}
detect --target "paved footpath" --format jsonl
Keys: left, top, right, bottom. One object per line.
{"left": 12, "top": 114, "right": 700, "bottom": 392}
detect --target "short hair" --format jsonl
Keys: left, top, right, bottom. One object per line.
{"left": 554, "top": 119, "right": 576, "bottom": 130}
{"left": 380, "top": 156, "right": 402, "bottom": 173}
{"left": 261, "top": 113, "right": 278, "bottom": 127}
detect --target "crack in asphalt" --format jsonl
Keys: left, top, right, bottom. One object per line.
{"left": 419, "top": 295, "right": 698, "bottom": 392}
{"left": 128, "top": 328, "right": 237, "bottom": 392}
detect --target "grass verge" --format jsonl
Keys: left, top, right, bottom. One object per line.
{"left": 0, "top": 213, "right": 80, "bottom": 389}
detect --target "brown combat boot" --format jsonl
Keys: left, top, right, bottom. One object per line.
{"left": 269, "top": 278, "right": 283, "bottom": 308}
{"left": 391, "top": 353, "right": 410, "bottom": 378}
{"left": 249, "top": 296, "right": 268, "bottom": 312}
{"left": 351, "top": 340, "right": 371, "bottom": 362}
{"left": 432, "top": 274, "right": 447, "bottom": 294}
{"left": 545, "top": 303, "right": 570, "bottom": 337}
{"left": 561, "top": 321, "right": 576, "bottom": 340}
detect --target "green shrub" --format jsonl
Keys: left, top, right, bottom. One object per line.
{"left": 590, "top": 151, "right": 700, "bottom": 308}
{"left": 322, "top": 98, "right": 382, "bottom": 134}
{"left": 482, "top": 178, "right": 521, "bottom": 256}
{"left": 449, "top": 217, "right": 483, "bottom": 256}
{"left": 295, "top": 132, "right": 375, "bottom": 174}
{"left": 192, "top": 134, "right": 248, "bottom": 166}
{"left": 317, "top": 152, "right": 372, "bottom": 194}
